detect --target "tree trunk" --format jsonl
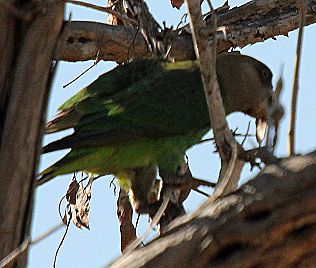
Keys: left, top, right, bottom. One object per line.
{"left": 0, "top": 1, "right": 65, "bottom": 267}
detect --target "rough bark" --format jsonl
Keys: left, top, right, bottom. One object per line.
{"left": 0, "top": 0, "right": 16, "bottom": 138}
{"left": 108, "top": 150, "right": 316, "bottom": 267}
{"left": 0, "top": 1, "right": 65, "bottom": 267}
{"left": 55, "top": 0, "right": 316, "bottom": 63}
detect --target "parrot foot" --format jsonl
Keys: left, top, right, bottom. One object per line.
{"left": 145, "top": 164, "right": 215, "bottom": 231}
{"left": 239, "top": 146, "right": 280, "bottom": 170}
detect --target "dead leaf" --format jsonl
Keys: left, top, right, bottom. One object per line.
{"left": 62, "top": 208, "right": 68, "bottom": 225}
{"left": 66, "top": 177, "right": 79, "bottom": 205}
{"left": 170, "top": 0, "right": 184, "bottom": 9}
{"left": 70, "top": 176, "right": 93, "bottom": 230}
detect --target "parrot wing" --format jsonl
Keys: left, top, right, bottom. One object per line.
{"left": 43, "top": 59, "right": 209, "bottom": 153}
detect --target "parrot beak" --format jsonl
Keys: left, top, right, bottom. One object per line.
{"left": 248, "top": 85, "right": 285, "bottom": 147}
{"left": 256, "top": 118, "right": 267, "bottom": 145}
{"left": 246, "top": 98, "right": 270, "bottom": 145}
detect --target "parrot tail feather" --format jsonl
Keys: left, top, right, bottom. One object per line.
{"left": 36, "top": 168, "right": 56, "bottom": 187}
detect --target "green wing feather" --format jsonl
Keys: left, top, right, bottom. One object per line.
{"left": 44, "top": 59, "right": 209, "bottom": 152}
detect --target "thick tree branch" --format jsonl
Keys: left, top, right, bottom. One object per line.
{"left": 108, "top": 150, "right": 316, "bottom": 267}
{"left": 55, "top": 0, "right": 316, "bottom": 62}
{"left": 0, "top": 1, "right": 65, "bottom": 267}
{"left": 0, "top": 0, "right": 15, "bottom": 138}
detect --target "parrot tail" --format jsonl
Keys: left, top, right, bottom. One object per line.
{"left": 36, "top": 167, "right": 55, "bottom": 187}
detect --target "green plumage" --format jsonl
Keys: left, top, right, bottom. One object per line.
{"left": 39, "top": 53, "right": 273, "bottom": 206}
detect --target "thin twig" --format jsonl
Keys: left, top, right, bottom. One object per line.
{"left": 53, "top": 218, "right": 71, "bottom": 268}
{"left": 193, "top": 188, "right": 210, "bottom": 197}
{"left": 123, "top": 0, "right": 161, "bottom": 55}
{"left": 135, "top": 214, "right": 141, "bottom": 228}
{"left": 63, "top": 61, "right": 97, "bottom": 88}
{"left": 0, "top": 223, "right": 65, "bottom": 268}
{"left": 109, "top": 176, "right": 117, "bottom": 196}
{"left": 127, "top": 27, "right": 140, "bottom": 62}
{"left": 67, "top": 0, "right": 137, "bottom": 26}
{"left": 241, "top": 121, "right": 252, "bottom": 146}
{"left": 289, "top": 0, "right": 307, "bottom": 156}
{"left": 164, "top": 14, "right": 189, "bottom": 59}
{"left": 32, "top": 223, "right": 65, "bottom": 245}
{"left": 0, "top": 239, "right": 29, "bottom": 268}
{"left": 267, "top": 70, "right": 284, "bottom": 153}
{"left": 197, "top": 133, "right": 255, "bottom": 145}
{"left": 58, "top": 194, "right": 67, "bottom": 220}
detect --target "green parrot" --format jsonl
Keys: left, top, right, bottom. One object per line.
{"left": 39, "top": 52, "right": 273, "bottom": 212}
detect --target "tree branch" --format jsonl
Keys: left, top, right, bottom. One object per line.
{"left": 289, "top": 0, "right": 307, "bottom": 156}
{"left": 68, "top": 0, "right": 137, "bottom": 26}
{"left": 108, "top": 150, "right": 316, "bottom": 267}
{"left": 0, "top": 1, "right": 65, "bottom": 267}
{"left": 185, "top": 0, "right": 242, "bottom": 197}
{"left": 55, "top": 0, "right": 316, "bottom": 63}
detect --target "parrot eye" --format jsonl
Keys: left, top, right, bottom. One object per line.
{"left": 262, "top": 69, "right": 270, "bottom": 80}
